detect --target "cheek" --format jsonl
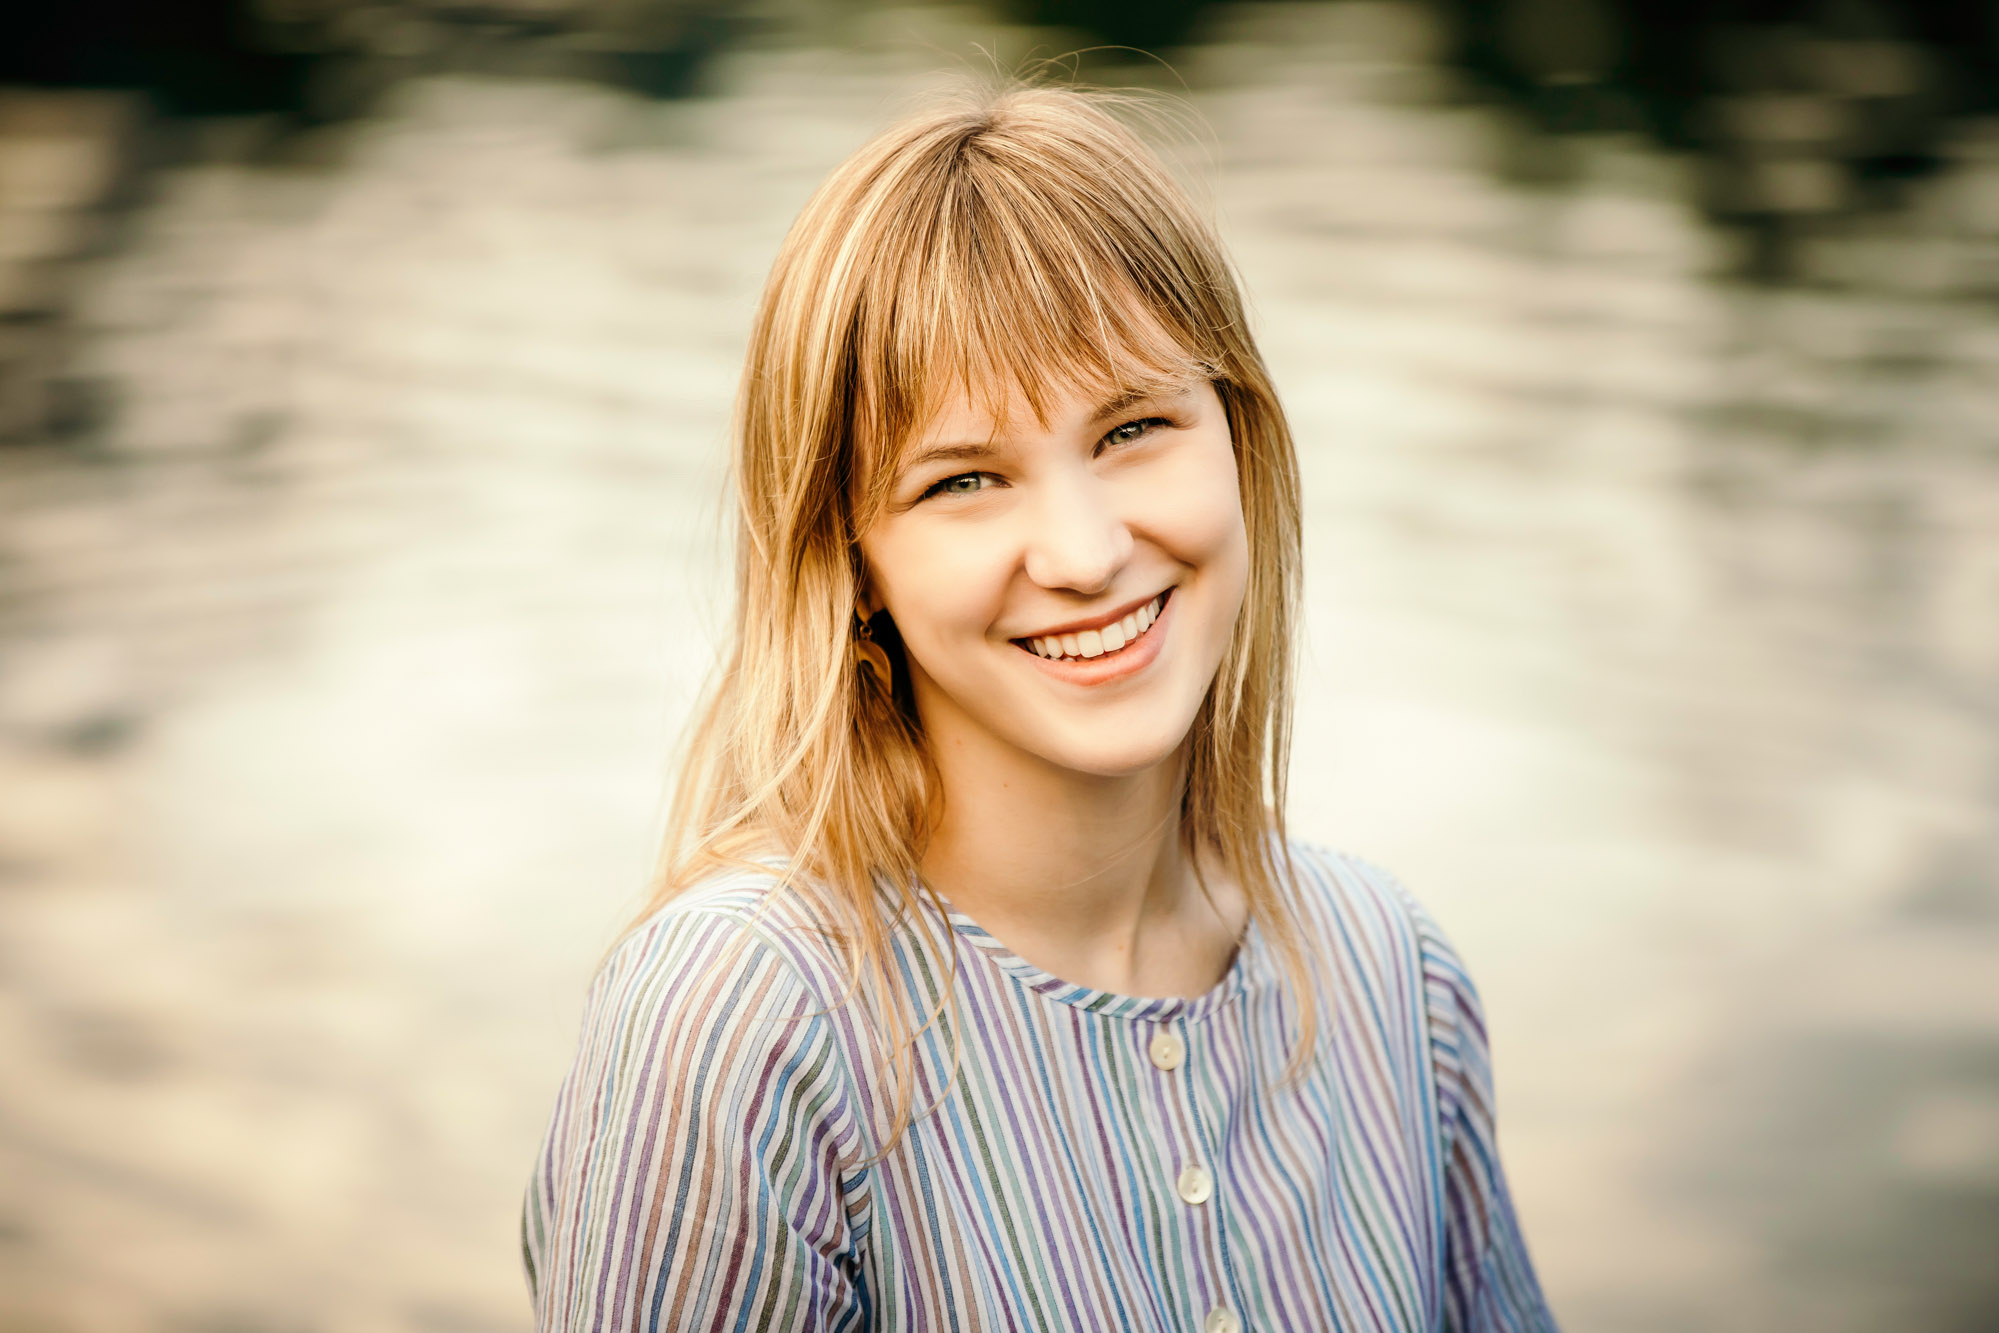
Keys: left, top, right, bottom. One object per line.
{"left": 863, "top": 527, "right": 1007, "bottom": 649}
{"left": 1143, "top": 438, "right": 1249, "bottom": 572}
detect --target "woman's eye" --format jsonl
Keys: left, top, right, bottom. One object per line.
{"left": 921, "top": 472, "right": 992, "bottom": 500}
{"left": 1101, "top": 417, "right": 1169, "bottom": 450}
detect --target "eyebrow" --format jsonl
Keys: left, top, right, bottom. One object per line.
{"left": 896, "top": 377, "right": 1202, "bottom": 481}
{"left": 897, "top": 441, "right": 1000, "bottom": 474}
{"left": 1093, "top": 381, "right": 1182, "bottom": 421}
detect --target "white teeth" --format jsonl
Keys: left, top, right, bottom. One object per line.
{"left": 1024, "top": 592, "right": 1169, "bottom": 661}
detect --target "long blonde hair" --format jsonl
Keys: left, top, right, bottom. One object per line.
{"left": 647, "top": 80, "right": 1318, "bottom": 1152}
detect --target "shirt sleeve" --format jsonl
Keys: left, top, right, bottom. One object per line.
{"left": 522, "top": 906, "right": 872, "bottom": 1332}
{"left": 1410, "top": 901, "right": 1562, "bottom": 1333}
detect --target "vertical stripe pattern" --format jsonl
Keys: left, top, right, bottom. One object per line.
{"left": 523, "top": 842, "right": 1560, "bottom": 1332}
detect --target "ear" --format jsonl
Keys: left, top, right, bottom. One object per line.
{"left": 854, "top": 564, "right": 882, "bottom": 621}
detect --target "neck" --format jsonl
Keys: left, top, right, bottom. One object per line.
{"left": 915, "top": 709, "right": 1240, "bottom": 997}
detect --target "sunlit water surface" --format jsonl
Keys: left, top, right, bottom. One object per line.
{"left": 2, "top": 5, "right": 1996, "bottom": 1330}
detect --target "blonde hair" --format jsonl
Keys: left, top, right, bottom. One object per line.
{"left": 646, "top": 80, "right": 1318, "bottom": 1153}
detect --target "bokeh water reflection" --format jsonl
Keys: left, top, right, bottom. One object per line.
{"left": 1, "top": 4, "right": 1996, "bottom": 1330}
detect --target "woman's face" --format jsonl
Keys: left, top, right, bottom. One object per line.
{"left": 858, "top": 372, "right": 1249, "bottom": 780}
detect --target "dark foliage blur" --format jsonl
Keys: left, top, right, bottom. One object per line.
{"left": 3, "top": 1, "right": 750, "bottom": 118}
{"left": 8, "top": 0, "right": 1997, "bottom": 284}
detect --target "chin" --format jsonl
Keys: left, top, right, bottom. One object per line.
{"left": 1025, "top": 724, "right": 1189, "bottom": 780}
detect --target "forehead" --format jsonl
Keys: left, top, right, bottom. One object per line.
{"left": 904, "top": 270, "right": 1208, "bottom": 423}
{"left": 906, "top": 366, "right": 1204, "bottom": 451}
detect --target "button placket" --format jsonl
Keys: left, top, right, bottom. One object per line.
{"left": 1153, "top": 1012, "right": 1251, "bottom": 1332}
{"left": 1145, "top": 1014, "right": 1241, "bottom": 1329}
{"left": 1155, "top": 1023, "right": 1214, "bottom": 1209}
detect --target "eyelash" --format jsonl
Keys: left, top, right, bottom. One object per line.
{"left": 916, "top": 417, "right": 1173, "bottom": 502}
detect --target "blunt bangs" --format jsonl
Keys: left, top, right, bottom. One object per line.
{"left": 839, "top": 94, "right": 1240, "bottom": 529}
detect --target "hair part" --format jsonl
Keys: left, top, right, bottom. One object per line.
{"left": 645, "top": 78, "right": 1321, "bottom": 1160}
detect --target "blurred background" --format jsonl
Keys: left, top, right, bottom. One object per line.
{"left": 2, "top": 0, "right": 1996, "bottom": 1329}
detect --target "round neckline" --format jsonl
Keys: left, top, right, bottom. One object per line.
{"left": 914, "top": 886, "right": 1261, "bottom": 1024}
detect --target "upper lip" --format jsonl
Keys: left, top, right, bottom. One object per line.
{"left": 1010, "top": 588, "right": 1170, "bottom": 641}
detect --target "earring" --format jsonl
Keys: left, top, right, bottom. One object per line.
{"left": 854, "top": 613, "right": 891, "bottom": 685}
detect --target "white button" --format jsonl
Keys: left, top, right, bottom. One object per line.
{"left": 1176, "top": 1164, "right": 1213, "bottom": 1205}
{"left": 1203, "top": 1309, "right": 1240, "bottom": 1333}
{"left": 1149, "top": 1029, "right": 1186, "bottom": 1071}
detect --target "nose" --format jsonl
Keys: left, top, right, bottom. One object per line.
{"left": 1020, "top": 471, "right": 1133, "bottom": 595}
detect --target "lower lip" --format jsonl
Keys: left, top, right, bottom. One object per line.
{"left": 1011, "top": 591, "right": 1173, "bottom": 686}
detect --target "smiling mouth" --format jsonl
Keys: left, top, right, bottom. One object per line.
{"left": 1013, "top": 589, "right": 1171, "bottom": 662}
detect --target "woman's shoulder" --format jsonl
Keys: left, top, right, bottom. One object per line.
{"left": 529, "top": 866, "right": 876, "bottom": 1309}
{"left": 587, "top": 859, "right": 860, "bottom": 1027}
{"left": 1282, "top": 838, "right": 1436, "bottom": 939}
{"left": 1278, "top": 837, "right": 1477, "bottom": 1005}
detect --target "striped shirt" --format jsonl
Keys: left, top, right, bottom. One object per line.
{"left": 522, "top": 842, "right": 1560, "bottom": 1331}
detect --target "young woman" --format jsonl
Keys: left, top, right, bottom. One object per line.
{"left": 522, "top": 84, "right": 1560, "bottom": 1332}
